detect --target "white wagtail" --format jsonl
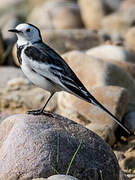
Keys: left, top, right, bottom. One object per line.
{"left": 9, "top": 23, "right": 131, "bottom": 134}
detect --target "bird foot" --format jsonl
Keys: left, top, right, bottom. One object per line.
{"left": 27, "top": 109, "right": 44, "bottom": 115}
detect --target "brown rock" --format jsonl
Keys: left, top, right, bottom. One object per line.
{"left": 0, "top": 0, "right": 25, "bottom": 10}
{"left": 86, "top": 45, "right": 135, "bottom": 81}
{"left": 28, "top": 0, "right": 83, "bottom": 30}
{"left": 78, "top": 0, "right": 104, "bottom": 30}
{"left": 0, "top": 67, "right": 24, "bottom": 88}
{"left": 101, "top": 13, "right": 129, "bottom": 36}
{"left": 62, "top": 51, "right": 135, "bottom": 103}
{"left": 86, "top": 45, "right": 135, "bottom": 63}
{"left": 114, "top": 136, "right": 135, "bottom": 174}
{"left": 104, "top": 60, "right": 135, "bottom": 81}
{"left": 125, "top": 27, "right": 135, "bottom": 53}
{"left": 42, "top": 29, "right": 99, "bottom": 54}
{"left": 0, "top": 114, "right": 119, "bottom": 180}
{"left": 57, "top": 86, "right": 128, "bottom": 145}
{"left": 120, "top": 1, "right": 135, "bottom": 27}
{"left": 0, "top": 79, "right": 57, "bottom": 114}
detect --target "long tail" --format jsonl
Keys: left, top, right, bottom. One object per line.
{"left": 88, "top": 94, "right": 131, "bottom": 135}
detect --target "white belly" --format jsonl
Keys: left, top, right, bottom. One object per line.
{"left": 21, "top": 60, "right": 57, "bottom": 93}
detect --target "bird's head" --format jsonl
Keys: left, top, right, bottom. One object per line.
{"left": 8, "top": 23, "right": 42, "bottom": 46}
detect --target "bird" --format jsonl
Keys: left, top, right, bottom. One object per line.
{"left": 8, "top": 23, "right": 131, "bottom": 134}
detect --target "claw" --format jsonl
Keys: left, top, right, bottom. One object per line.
{"left": 27, "top": 109, "right": 44, "bottom": 115}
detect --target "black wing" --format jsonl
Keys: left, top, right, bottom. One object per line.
{"left": 24, "top": 43, "right": 91, "bottom": 102}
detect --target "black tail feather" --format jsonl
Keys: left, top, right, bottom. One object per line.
{"left": 89, "top": 95, "right": 131, "bottom": 135}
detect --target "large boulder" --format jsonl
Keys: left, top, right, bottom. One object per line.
{"left": 0, "top": 114, "right": 119, "bottom": 180}
{"left": 57, "top": 86, "right": 128, "bottom": 145}
{"left": 62, "top": 51, "right": 135, "bottom": 102}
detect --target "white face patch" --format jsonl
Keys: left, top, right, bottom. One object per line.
{"left": 15, "top": 23, "right": 41, "bottom": 46}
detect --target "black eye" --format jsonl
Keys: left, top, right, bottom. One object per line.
{"left": 26, "top": 28, "right": 30, "bottom": 32}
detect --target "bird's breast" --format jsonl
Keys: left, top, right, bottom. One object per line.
{"left": 20, "top": 53, "right": 57, "bottom": 93}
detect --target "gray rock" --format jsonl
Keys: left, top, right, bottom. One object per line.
{"left": 48, "top": 174, "right": 79, "bottom": 180}
{"left": 0, "top": 114, "right": 119, "bottom": 180}
{"left": 123, "top": 112, "right": 135, "bottom": 131}
{"left": 119, "top": 170, "right": 130, "bottom": 180}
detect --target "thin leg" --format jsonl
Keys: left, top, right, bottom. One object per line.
{"left": 27, "top": 92, "right": 55, "bottom": 115}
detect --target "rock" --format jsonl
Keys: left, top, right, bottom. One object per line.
{"left": 0, "top": 0, "right": 25, "bottom": 10}
{"left": 0, "top": 67, "right": 24, "bottom": 88}
{"left": 48, "top": 175, "right": 79, "bottom": 180}
{"left": 101, "top": 13, "right": 129, "bottom": 36}
{"left": 119, "top": 170, "right": 130, "bottom": 180}
{"left": 0, "top": 114, "right": 119, "bottom": 180}
{"left": 97, "top": 30, "right": 111, "bottom": 43}
{"left": 7, "top": 77, "right": 30, "bottom": 90}
{"left": 115, "top": 136, "right": 135, "bottom": 173}
{"left": 0, "top": 13, "right": 20, "bottom": 41}
{"left": 32, "top": 179, "right": 47, "bottom": 180}
{"left": 110, "top": 32, "right": 124, "bottom": 45}
{"left": 28, "top": 0, "right": 46, "bottom": 10}
{"left": 101, "top": 0, "right": 123, "bottom": 12}
{"left": 28, "top": 0, "right": 83, "bottom": 30}
{"left": 125, "top": 27, "right": 135, "bottom": 53}
{"left": 0, "top": 80, "right": 57, "bottom": 114}
{"left": 0, "top": 30, "right": 4, "bottom": 65}
{"left": 39, "top": 29, "right": 99, "bottom": 54}
{"left": 123, "top": 112, "right": 135, "bottom": 132}
{"left": 57, "top": 86, "right": 128, "bottom": 145}
{"left": 78, "top": 0, "right": 104, "bottom": 30}
{"left": 0, "top": 112, "right": 9, "bottom": 124}
{"left": 86, "top": 45, "right": 135, "bottom": 80}
{"left": 120, "top": 2, "right": 135, "bottom": 27}
{"left": 62, "top": 51, "right": 135, "bottom": 103}
{"left": 86, "top": 45, "right": 135, "bottom": 63}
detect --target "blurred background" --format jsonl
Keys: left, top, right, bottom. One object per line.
{"left": 1, "top": 0, "right": 135, "bottom": 65}
{"left": 1, "top": 0, "right": 135, "bottom": 178}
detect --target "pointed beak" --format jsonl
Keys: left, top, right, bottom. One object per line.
{"left": 8, "top": 29, "right": 20, "bottom": 33}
